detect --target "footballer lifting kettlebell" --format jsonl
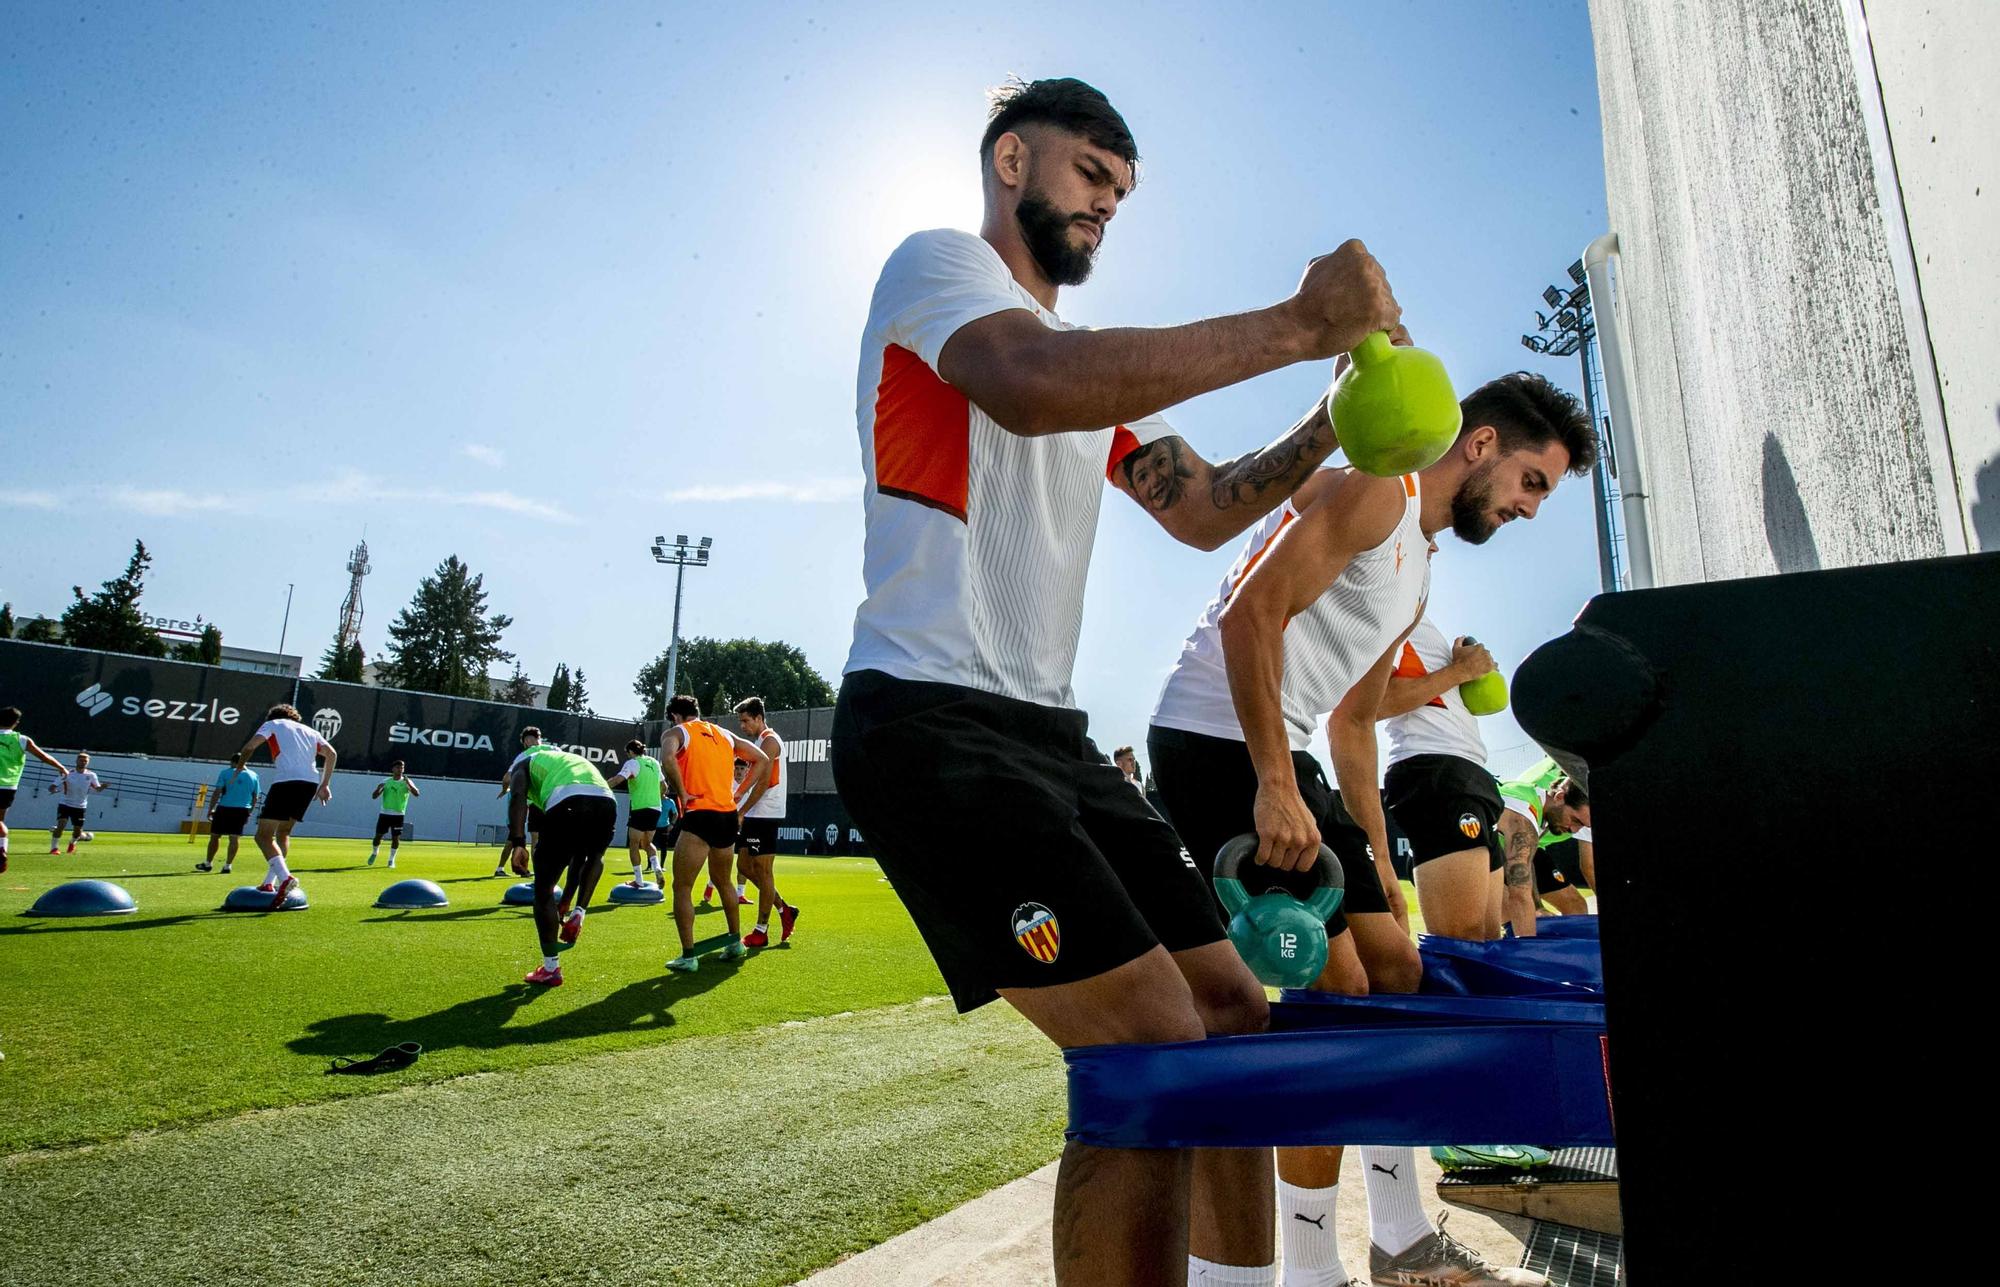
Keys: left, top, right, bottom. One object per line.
{"left": 1329, "top": 331, "right": 1462, "bottom": 477}
{"left": 1457, "top": 635, "right": 1510, "bottom": 716}
{"left": 1213, "top": 834, "right": 1345, "bottom": 988}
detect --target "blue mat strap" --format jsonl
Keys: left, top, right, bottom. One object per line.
{"left": 1419, "top": 933, "right": 1604, "bottom": 995}
{"left": 1063, "top": 1017, "right": 1613, "bottom": 1150}
{"left": 1272, "top": 992, "right": 1602, "bottom": 1027}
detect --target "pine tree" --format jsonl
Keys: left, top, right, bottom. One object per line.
{"left": 317, "top": 631, "right": 365, "bottom": 683}
{"left": 496, "top": 664, "right": 539, "bottom": 706}
{"left": 61, "top": 540, "right": 167, "bottom": 656}
{"left": 376, "top": 555, "right": 514, "bottom": 697}
{"left": 197, "top": 624, "right": 223, "bottom": 665}
{"left": 0, "top": 602, "right": 14, "bottom": 639}
{"left": 566, "top": 668, "right": 591, "bottom": 715}
{"left": 546, "top": 663, "right": 572, "bottom": 711}
{"left": 20, "top": 617, "right": 60, "bottom": 643}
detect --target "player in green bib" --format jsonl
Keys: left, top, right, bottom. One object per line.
{"left": 1496, "top": 757, "right": 1591, "bottom": 936}
{"left": 368, "top": 761, "right": 422, "bottom": 868}
{"left": 504, "top": 727, "right": 616, "bottom": 986}
{"left": 0, "top": 706, "right": 69, "bottom": 874}
{"left": 605, "top": 739, "right": 668, "bottom": 888}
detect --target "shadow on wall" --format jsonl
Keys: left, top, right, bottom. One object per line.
{"left": 1762, "top": 434, "right": 1821, "bottom": 573}
{"left": 1972, "top": 413, "right": 2000, "bottom": 552}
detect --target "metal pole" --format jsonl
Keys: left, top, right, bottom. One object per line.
{"left": 277, "top": 582, "right": 295, "bottom": 655}
{"left": 665, "top": 559, "right": 687, "bottom": 700}
{"left": 1577, "top": 338, "right": 1619, "bottom": 593}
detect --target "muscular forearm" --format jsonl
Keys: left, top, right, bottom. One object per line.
{"left": 1578, "top": 840, "right": 1595, "bottom": 890}
{"left": 1187, "top": 398, "right": 1338, "bottom": 546}
{"left": 1502, "top": 823, "right": 1538, "bottom": 936}
{"left": 1221, "top": 613, "right": 1297, "bottom": 795}
{"left": 1329, "top": 717, "right": 1394, "bottom": 886}
{"left": 1379, "top": 669, "right": 1463, "bottom": 719}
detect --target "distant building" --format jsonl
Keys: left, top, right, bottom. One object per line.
{"left": 358, "top": 660, "right": 549, "bottom": 707}
{"left": 217, "top": 645, "right": 301, "bottom": 678}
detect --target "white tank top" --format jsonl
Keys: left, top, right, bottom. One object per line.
{"left": 744, "top": 729, "right": 787, "bottom": 818}
{"left": 1384, "top": 614, "right": 1489, "bottom": 767}
{"left": 1151, "top": 471, "right": 1431, "bottom": 750}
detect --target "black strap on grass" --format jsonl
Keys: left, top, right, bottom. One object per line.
{"left": 326, "top": 1041, "right": 423, "bottom": 1076}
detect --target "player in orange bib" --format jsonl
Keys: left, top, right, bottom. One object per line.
{"left": 661, "top": 694, "right": 771, "bottom": 973}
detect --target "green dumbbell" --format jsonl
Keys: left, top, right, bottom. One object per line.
{"left": 1329, "top": 331, "right": 1462, "bottom": 476}
{"left": 1457, "top": 635, "right": 1509, "bottom": 716}
{"left": 1213, "top": 834, "right": 1345, "bottom": 988}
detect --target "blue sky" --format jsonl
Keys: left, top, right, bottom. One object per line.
{"left": 2, "top": 0, "right": 1606, "bottom": 777}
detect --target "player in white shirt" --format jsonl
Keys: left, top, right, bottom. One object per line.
{"left": 1380, "top": 616, "right": 1509, "bottom": 941}
{"left": 830, "top": 76, "right": 1406, "bottom": 1286}
{"left": 1148, "top": 371, "right": 1595, "bottom": 1287}
{"left": 234, "top": 704, "right": 337, "bottom": 910}
{"left": 732, "top": 696, "right": 797, "bottom": 948}
{"left": 47, "top": 751, "right": 105, "bottom": 854}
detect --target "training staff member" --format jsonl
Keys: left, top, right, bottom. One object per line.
{"left": 1153, "top": 371, "right": 1592, "bottom": 1287}
{"left": 506, "top": 727, "right": 615, "bottom": 985}
{"left": 662, "top": 694, "right": 769, "bottom": 973}
{"left": 198, "top": 752, "right": 260, "bottom": 874}
{"left": 368, "top": 761, "right": 421, "bottom": 868}
{"left": 830, "top": 75, "right": 1405, "bottom": 1285}
{"left": 0, "top": 706, "right": 66, "bottom": 874}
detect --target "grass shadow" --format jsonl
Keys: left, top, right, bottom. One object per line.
{"left": 360, "top": 905, "right": 521, "bottom": 924}
{"left": 0, "top": 912, "right": 229, "bottom": 935}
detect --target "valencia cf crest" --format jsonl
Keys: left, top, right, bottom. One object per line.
{"left": 1458, "top": 812, "right": 1482, "bottom": 839}
{"left": 1011, "top": 902, "right": 1061, "bottom": 964}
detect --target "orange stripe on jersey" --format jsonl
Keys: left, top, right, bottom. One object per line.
{"left": 675, "top": 720, "right": 738, "bottom": 814}
{"left": 1394, "top": 640, "right": 1447, "bottom": 708}
{"left": 1105, "top": 425, "right": 1140, "bottom": 481}
{"left": 873, "top": 344, "right": 970, "bottom": 522}
{"left": 1401, "top": 474, "right": 1417, "bottom": 498}
{"left": 1224, "top": 509, "right": 1298, "bottom": 604}
{"left": 765, "top": 735, "right": 781, "bottom": 787}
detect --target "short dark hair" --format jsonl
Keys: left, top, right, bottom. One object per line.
{"left": 267, "top": 704, "right": 301, "bottom": 723}
{"left": 1460, "top": 372, "right": 1597, "bottom": 476}
{"left": 0, "top": 706, "right": 19, "bottom": 728}
{"left": 981, "top": 77, "right": 1139, "bottom": 177}
{"left": 733, "top": 696, "right": 765, "bottom": 719}
{"left": 1112, "top": 745, "right": 1135, "bottom": 760}
{"left": 391, "top": 760, "right": 405, "bottom": 770}
{"left": 520, "top": 725, "right": 542, "bottom": 741}
{"left": 1561, "top": 779, "right": 1590, "bottom": 809}
{"left": 626, "top": 739, "right": 644, "bottom": 755}
{"left": 667, "top": 694, "right": 700, "bottom": 720}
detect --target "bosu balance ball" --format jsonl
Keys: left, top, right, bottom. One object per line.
{"left": 223, "top": 884, "right": 308, "bottom": 912}
{"left": 609, "top": 882, "right": 665, "bottom": 905}
{"left": 373, "top": 879, "right": 449, "bottom": 910}
{"left": 27, "top": 879, "right": 137, "bottom": 917}
{"left": 502, "top": 881, "right": 557, "bottom": 906}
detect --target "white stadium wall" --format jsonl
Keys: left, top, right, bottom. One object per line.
{"left": 1586, "top": 0, "right": 1997, "bottom": 582}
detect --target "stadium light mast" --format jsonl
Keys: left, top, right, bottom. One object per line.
{"left": 1522, "top": 260, "right": 1627, "bottom": 592}
{"left": 650, "top": 535, "right": 712, "bottom": 707}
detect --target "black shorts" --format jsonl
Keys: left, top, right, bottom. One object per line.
{"left": 532, "top": 796, "right": 616, "bottom": 885}
{"left": 628, "top": 807, "right": 662, "bottom": 834}
{"left": 374, "top": 813, "right": 406, "bottom": 839}
{"left": 0, "top": 786, "right": 16, "bottom": 812}
{"left": 1147, "top": 724, "right": 1393, "bottom": 939}
{"left": 739, "top": 816, "right": 778, "bottom": 857}
{"left": 57, "top": 804, "right": 89, "bottom": 824}
{"left": 1536, "top": 837, "right": 1588, "bottom": 895}
{"left": 261, "top": 780, "right": 317, "bottom": 823}
{"left": 673, "top": 807, "right": 739, "bottom": 849}
{"left": 1384, "top": 753, "right": 1506, "bottom": 872}
{"left": 211, "top": 805, "right": 250, "bottom": 836}
{"left": 835, "top": 671, "right": 1225, "bottom": 1013}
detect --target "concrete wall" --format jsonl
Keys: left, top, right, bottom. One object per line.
{"left": 1588, "top": 0, "right": 1993, "bottom": 582}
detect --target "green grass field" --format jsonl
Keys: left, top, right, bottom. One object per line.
{"left": 0, "top": 833, "right": 1068, "bottom": 1286}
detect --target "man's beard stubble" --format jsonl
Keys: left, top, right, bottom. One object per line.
{"left": 1449, "top": 459, "right": 1501, "bottom": 545}
{"left": 1016, "top": 188, "right": 1098, "bottom": 287}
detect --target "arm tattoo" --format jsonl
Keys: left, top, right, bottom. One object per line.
{"left": 1504, "top": 828, "right": 1536, "bottom": 888}
{"left": 1120, "top": 436, "right": 1195, "bottom": 512}
{"left": 1208, "top": 401, "right": 1336, "bottom": 512}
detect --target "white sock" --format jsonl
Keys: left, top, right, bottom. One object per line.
{"left": 270, "top": 855, "right": 293, "bottom": 883}
{"left": 753, "top": 922, "right": 768, "bottom": 934}
{"left": 734, "top": 883, "right": 745, "bottom": 897}
{"left": 542, "top": 954, "right": 560, "bottom": 971}
{"left": 370, "top": 843, "right": 379, "bottom": 855}
{"left": 572, "top": 906, "right": 585, "bottom": 920}
{"left": 633, "top": 862, "right": 645, "bottom": 880}
{"left": 1187, "top": 1255, "right": 1276, "bottom": 1285}
{"left": 1278, "top": 1179, "right": 1347, "bottom": 1285}
{"left": 1358, "top": 1147, "right": 1432, "bottom": 1255}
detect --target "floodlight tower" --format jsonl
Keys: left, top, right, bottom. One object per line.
{"left": 1523, "top": 262, "right": 1627, "bottom": 592}
{"left": 649, "top": 535, "right": 712, "bottom": 706}
{"left": 338, "top": 540, "right": 371, "bottom": 653}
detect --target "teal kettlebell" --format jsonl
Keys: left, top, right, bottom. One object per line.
{"left": 1213, "top": 834, "right": 1345, "bottom": 988}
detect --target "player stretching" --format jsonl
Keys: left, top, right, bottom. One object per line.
{"left": 733, "top": 697, "right": 798, "bottom": 946}
{"left": 606, "top": 739, "right": 667, "bottom": 888}
{"left": 235, "top": 704, "right": 336, "bottom": 910}
{"left": 0, "top": 707, "right": 66, "bottom": 873}
{"left": 48, "top": 752, "right": 105, "bottom": 853}
{"left": 197, "top": 752, "right": 260, "bottom": 873}
{"left": 368, "top": 761, "right": 420, "bottom": 867}
{"left": 662, "top": 694, "right": 769, "bottom": 973}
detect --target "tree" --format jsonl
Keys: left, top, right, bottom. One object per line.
{"left": 20, "top": 617, "right": 60, "bottom": 643}
{"left": 376, "top": 555, "right": 514, "bottom": 697}
{"left": 567, "top": 668, "right": 591, "bottom": 715}
{"left": 197, "top": 623, "right": 222, "bottom": 665}
{"left": 61, "top": 540, "right": 166, "bottom": 656}
{"left": 317, "top": 626, "right": 366, "bottom": 682}
{"left": 495, "top": 664, "right": 539, "bottom": 706}
{"left": 0, "top": 602, "right": 13, "bottom": 639}
{"left": 546, "top": 663, "right": 572, "bottom": 712}
{"left": 634, "top": 637, "right": 835, "bottom": 720}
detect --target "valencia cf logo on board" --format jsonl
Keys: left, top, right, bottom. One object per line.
{"left": 1458, "top": 812, "right": 1482, "bottom": 839}
{"left": 1011, "top": 902, "right": 1061, "bottom": 964}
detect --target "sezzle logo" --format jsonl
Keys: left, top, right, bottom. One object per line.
{"left": 75, "top": 684, "right": 239, "bottom": 725}
{"left": 312, "top": 708, "right": 344, "bottom": 741}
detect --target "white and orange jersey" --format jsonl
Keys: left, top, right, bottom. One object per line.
{"left": 1151, "top": 470, "right": 1432, "bottom": 749}
{"left": 1384, "top": 614, "right": 1488, "bottom": 767}
{"left": 842, "top": 229, "right": 1175, "bottom": 709}
{"left": 742, "top": 728, "right": 786, "bottom": 819}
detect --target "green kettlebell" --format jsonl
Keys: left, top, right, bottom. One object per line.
{"left": 1213, "top": 834, "right": 1345, "bottom": 988}
{"left": 1457, "top": 635, "right": 1509, "bottom": 716}
{"left": 1329, "top": 332, "right": 1463, "bottom": 477}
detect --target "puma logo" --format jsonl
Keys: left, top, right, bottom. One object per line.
{"left": 1371, "top": 1162, "right": 1401, "bottom": 1180}
{"left": 1292, "top": 1212, "right": 1327, "bottom": 1229}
